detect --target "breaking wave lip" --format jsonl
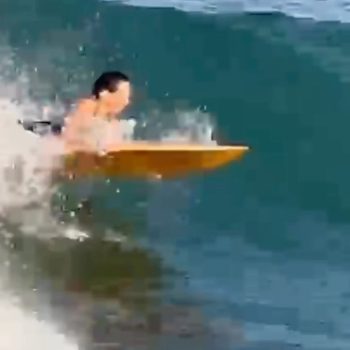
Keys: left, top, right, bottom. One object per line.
{"left": 0, "top": 41, "right": 103, "bottom": 350}
{"left": 101, "top": 0, "right": 350, "bottom": 23}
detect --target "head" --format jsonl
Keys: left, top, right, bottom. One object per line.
{"left": 92, "top": 71, "right": 131, "bottom": 114}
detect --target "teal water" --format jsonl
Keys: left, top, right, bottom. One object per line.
{"left": 1, "top": 1, "right": 350, "bottom": 349}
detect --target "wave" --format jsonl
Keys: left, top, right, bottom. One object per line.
{"left": 103, "top": 0, "right": 350, "bottom": 23}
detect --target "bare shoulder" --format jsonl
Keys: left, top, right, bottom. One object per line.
{"left": 66, "top": 98, "right": 96, "bottom": 123}
{"left": 75, "top": 98, "right": 96, "bottom": 114}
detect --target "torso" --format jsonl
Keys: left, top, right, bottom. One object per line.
{"left": 62, "top": 98, "right": 122, "bottom": 151}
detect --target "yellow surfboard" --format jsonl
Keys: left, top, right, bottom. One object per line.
{"left": 62, "top": 142, "right": 249, "bottom": 179}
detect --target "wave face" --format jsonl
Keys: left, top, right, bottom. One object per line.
{"left": 1, "top": 0, "right": 350, "bottom": 349}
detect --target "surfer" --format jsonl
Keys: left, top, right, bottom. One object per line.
{"left": 62, "top": 71, "right": 132, "bottom": 150}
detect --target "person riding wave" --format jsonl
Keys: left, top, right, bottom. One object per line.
{"left": 62, "top": 71, "right": 132, "bottom": 151}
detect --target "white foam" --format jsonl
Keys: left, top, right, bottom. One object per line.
{"left": 0, "top": 45, "right": 80, "bottom": 350}
{"left": 0, "top": 291, "right": 78, "bottom": 350}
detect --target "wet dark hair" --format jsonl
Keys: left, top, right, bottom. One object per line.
{"left": 92, "top": 71, "right": 129, "bottom": 98}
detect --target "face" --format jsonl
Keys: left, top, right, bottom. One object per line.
{"left": 100, "top": 80, "right": 131, "bottom": 115}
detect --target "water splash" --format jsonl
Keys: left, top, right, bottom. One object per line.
{"left": 160, "top": 109, "right": 217, "bottom": 145}
{"left": 0, "top": 45, "right": 81, "bottom": 350}
{"left": 136, "top": 108, "right": 218, "bottom": 144}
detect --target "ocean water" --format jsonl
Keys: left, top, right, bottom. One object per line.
{"left": 1, "top": 0, "right": 350, "bottom": 349}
